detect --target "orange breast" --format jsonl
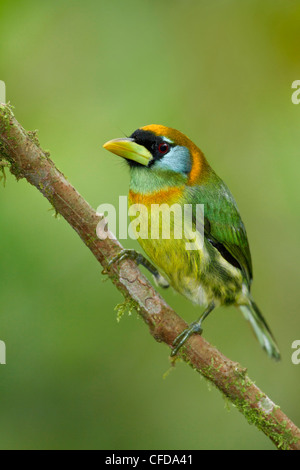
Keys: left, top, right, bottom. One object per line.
{"left": 129, "top": 186, "right": 185, "bottom": 207}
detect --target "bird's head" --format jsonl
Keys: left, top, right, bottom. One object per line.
{"left": 103, "top": 125, "right": 209, "bottom": 185}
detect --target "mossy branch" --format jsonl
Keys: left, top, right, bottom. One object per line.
{"left": 0, "top": 103, "right": 299, "bottom": 451}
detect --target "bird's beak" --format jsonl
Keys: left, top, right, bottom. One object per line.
{"left": 103, "top": 138, "right": 153, "bottom": 166}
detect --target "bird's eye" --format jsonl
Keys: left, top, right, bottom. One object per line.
{"left": 158, "top": 143, "right": 170, "bottom": 155}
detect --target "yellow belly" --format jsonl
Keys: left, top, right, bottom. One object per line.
{"left": 128, "top": 193, "right": 210, "bottom": 304}
{"left": 128, "top": 192, "right": 245, "bottom": 307}
{"left": 141, "top": 236, "right": 206, "bottom": 299}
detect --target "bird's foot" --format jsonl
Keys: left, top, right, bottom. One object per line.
{"left": 152, "top": 272, "right": 170, "bottom": 289}
{"left": 103, "top": 249, "right": 169, "bottom": 288}
{"left": 103, "top": 249, "right": 141, "bottom": 274}
{"left": 171, "top": 321, "right": 203, "bottom": 357}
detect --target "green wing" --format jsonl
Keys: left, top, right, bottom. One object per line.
{"left": 186, "top": 174, "right": 253, "bottom": 287}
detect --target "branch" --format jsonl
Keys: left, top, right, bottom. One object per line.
{"left": 0, "top": 103, "right": 299, "bottom": 451}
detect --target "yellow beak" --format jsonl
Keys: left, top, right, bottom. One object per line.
{"left": 103, "top": 138, "right": 153, "bottom": 166}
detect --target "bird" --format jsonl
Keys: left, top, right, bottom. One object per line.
{"left": 103, "top": 125, "right": 280, "bottom": 360}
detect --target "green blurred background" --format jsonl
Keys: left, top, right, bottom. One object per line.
{"left": 0, "top": 0, "right": 299, "bottom": 450}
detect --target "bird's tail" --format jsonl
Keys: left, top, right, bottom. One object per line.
{"left": 240, "top": 300, "right": 281, "bottom": 361}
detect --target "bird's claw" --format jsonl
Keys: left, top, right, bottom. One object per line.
{"left": 103, "top": 249, "right": 137, "bottom": 274}
{"left": 103, "top": 250, "right": 167, "bottom": 290}
{"left": 171, "top": 322, "right": 203, "bottom": 357}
